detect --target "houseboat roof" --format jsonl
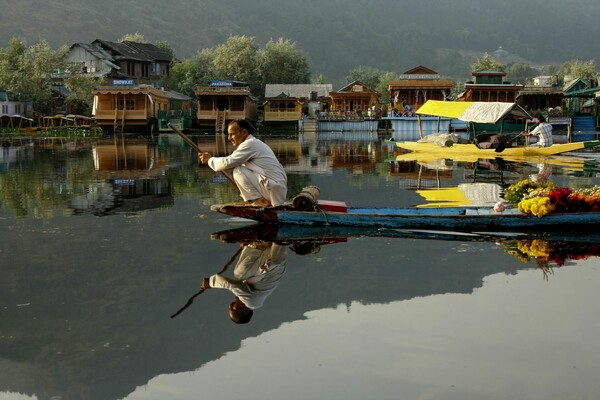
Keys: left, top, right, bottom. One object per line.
{"left": 264, "top": 84, "right": 333, "bottom": 99}
{"left": 93, "top": 85, "right": 190, "bottom": 100}
{"left": 195, "top": 85, "right": 253, "bottom": 96}
{"left": 332, "top": 80, "right": 381, "bottom": 96}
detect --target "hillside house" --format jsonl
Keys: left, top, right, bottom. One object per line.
{"left": 65, "top": 40, "right": 172, "bottom": 86}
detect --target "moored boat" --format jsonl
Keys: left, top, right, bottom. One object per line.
{"left": 211, "top": 200, "right": 600, "bottom": 231}
{"left": 390, "top": 139, "right": 600, "bottom": 157}
{"left": 388, "top": 100, "right": 600, "bottom": 156}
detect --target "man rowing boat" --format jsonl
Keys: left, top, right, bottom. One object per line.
{"left": 522, "top": 115, "right": 553, "bottom": 147}
{"left": 199, "top": 119, "right": 288, "bottom": 207}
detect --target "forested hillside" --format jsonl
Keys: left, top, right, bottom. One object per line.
{"left": 1, "top": 0, "right": 599, "bottom": 85}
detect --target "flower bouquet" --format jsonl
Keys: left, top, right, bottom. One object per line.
{"left": 504, "top": 179, "right": 600, "bottom": 217}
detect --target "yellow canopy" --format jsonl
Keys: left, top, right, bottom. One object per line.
{"left": 416, "top": 100, "right": 531, "bottom": 123}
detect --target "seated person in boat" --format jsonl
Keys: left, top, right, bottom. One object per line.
{"left": 522, "top": 115, "right": 553, "bottom": 147}
{"left": 201, "top": 241, "right": 288, "bottom": 324}
{"left": 199, "top": 119, "right": 288, "bottom": 207}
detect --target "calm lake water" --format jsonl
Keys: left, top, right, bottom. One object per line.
{"left": 2, "top": 131, "right": 600, "bottom": 400}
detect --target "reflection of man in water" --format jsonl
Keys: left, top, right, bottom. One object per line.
{"left": 201, "top": 242, "right": 287, "bottom": 324}
{"left": 529, "top": 163, "right": 552, "bottom": 183}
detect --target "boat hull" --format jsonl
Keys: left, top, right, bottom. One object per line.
{"left": 212, "top": 204, "right": 600, "bottom": 231}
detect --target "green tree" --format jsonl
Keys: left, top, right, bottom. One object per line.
{"left": 375, "top": 71, "right": 396, "bottom": 104}
{"left": 155, "top": 40, "right": 175, "bottom": 60}
{"left": 345, "top": 66, "right": 395, "bottom": 104}
{"left": 169, "top": 48, "right": 216, "bottom": 97}
{"left": 213, "top": 35, "right": 259, "bottom": 88}
{"left": 557, "top": 59, "right": 597, "bottom": 84}
{"left": 64, "top": 72, "right": 104, "bottom": 115}
{"left": 471, "top": 53, "right": 505, "bottom": 72}
{"left": 256, "top": 38, "right": 311, "bottom": 87}
{"left": 0, "top": 37, "right": 27, "bottom": 92}
{"left": 118, "top": 32, "right": 146, "bottom": 43}
{"left": 346, "top": 65, "right": 382, "bottom": 89}
{"left": 0, "top": 38, "right": 67, "bottom": 114}
{"left": 506, "top": 62, "right": 537, "bottom": 85}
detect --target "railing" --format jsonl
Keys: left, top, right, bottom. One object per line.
{"left": 264, "top": 110, "right": 302, "bottom": 121}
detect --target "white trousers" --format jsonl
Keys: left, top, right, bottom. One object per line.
{"left": 233, "top": 166, "right": 287, "bottom": 206}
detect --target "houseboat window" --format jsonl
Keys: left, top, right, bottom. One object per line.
{"left": 127, "top": 62, "right": 135, "bottom": 76}
{"left": 230, "top": 98, "right": 244, "bottom": 111}
{"left": 117, "top": 99, "right": 135, "bottom": 110}
{"left": 287, "top": 102, "right": 295, "bottom": 110}
{"left": 142, "top": 64, "right": 149, "bottom": 78}
{"left": 1, "top": 105, "right": 8, "bottom": 114}
{"left": 199, "top": 98, "right": 212, "bottom": 110}
{"left": 14, "top": 104, "right": 21, "bottom": 114}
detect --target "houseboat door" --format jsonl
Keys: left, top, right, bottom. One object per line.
{"left": 216, "top": 98, "right": 229, "bottom": 111}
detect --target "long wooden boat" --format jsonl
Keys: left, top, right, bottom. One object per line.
{"left": 211, "top": 201, "right": 600, "bottom": 231}
{"left": 389, "top": 139, "right": 600, "bottom": 157}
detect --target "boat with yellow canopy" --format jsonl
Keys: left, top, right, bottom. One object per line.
{"left": 388, "top": 100, "right": 600, "bottom": 156}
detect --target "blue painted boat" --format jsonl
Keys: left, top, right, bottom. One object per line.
{"left": 211, "top": 202, "right": 600, "bottom": 231}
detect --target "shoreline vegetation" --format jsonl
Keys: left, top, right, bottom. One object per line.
{"left": 0, "top": 126, "right": 105, "bottom": 140}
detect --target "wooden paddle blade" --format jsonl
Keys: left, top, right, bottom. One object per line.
{"left": 494, "top": 142, "right": 507, "bottom": 153}
{"left": 170, "top": 288, "right": 205, "bottom": 319}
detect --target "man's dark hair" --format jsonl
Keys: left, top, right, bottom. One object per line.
{"left": 230, "top": 308, "right": 253, "bottom": 324}
{"left": 229, "top": 119, "right": 255, "bottom": 135}
{"left": 536, "top": 115, "right": 546, "bottom": 123}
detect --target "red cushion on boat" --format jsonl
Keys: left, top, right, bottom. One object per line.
{"left": 317, "top": 200, "right": 348, "bottom": 213}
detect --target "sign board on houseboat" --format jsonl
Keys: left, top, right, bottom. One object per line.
{"left": 112, "top": 79, "right": 136, "bottom": 86}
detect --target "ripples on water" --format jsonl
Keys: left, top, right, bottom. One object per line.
{"left": 1, "top": 131, "right": 600, "bottom": 400}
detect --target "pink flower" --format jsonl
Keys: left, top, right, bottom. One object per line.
{"left": 494, "top": 201, "right": 506, "bottom": 213}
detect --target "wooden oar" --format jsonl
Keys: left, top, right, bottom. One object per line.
{"left": 495, "top": 132, "right": 525, "bottom": 153}
{"left": 170, "top": 246, "right": 244, "bottom": 319}
{"left": 167, "top": 123, "right": 239, "bottom": 190}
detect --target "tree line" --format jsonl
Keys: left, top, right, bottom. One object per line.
{"left": 0, "top": 33, "right": 597, "bottom": 116}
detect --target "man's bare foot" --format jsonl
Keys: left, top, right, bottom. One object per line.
{"left": 251, "top": 198, "right": 271, "bottom": 207}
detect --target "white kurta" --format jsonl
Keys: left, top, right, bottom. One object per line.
{"left": 209, "top": 243, "right": 288, "bottom": 310}
{"left": 208, "top": 135, "right": 287, "bottom": 205}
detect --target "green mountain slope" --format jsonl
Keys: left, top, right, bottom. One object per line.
{"left": 1, "top": 0, "right": 598, "bottom": 85}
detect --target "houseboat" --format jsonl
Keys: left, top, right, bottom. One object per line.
{"left": 92, "top": 81, "right": 191, "bottom": 134}
{"left": 320, "top": 80, "right": 380, "bottom": 132}
{"left": 263, "top": 84, "right": 333, "bottom": 132}
{"left": 263, "top": 92, "right": 303, "bottom": 126}
{"left": 195, "top": 80, "right": 258, "bottom": 132}
{"left": 384, "top": 66, "right": 455, "bottom": 140}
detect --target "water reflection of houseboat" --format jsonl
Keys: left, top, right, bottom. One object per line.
{"left": 92, "top": 84, "right": 191, "bottom": 134}
{"left": 92, "top": 138, "right": 169, "bottom": 173}
{"left": 79, "top": 138, "right": 174, "bottom": 215}
{"left": 195, "top": 80, "right": 258, "bottom": 132}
